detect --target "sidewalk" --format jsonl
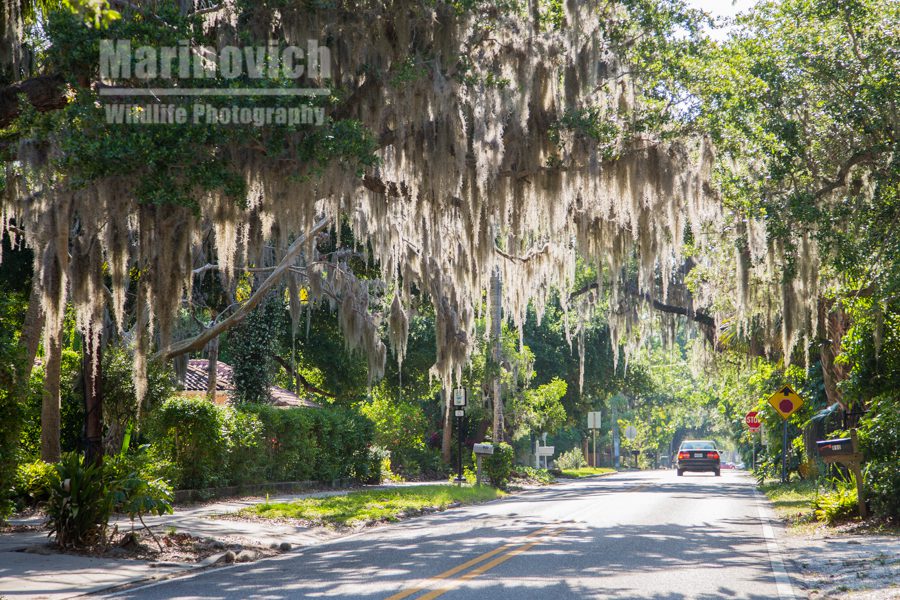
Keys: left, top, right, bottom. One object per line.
{"left": 0, "top": 481, "right": 442, "bottom": 599}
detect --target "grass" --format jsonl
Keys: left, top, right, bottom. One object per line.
{"left": 759, "top": 479, "right": 820, "bottom": 524}
{"left": 241, "top": 485, "right": 505, "bottom": 527}
{"left": 558, "top": 467, "right": 617, "bottom": 479}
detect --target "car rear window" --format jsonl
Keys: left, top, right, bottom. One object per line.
{"left": 680, "top": 441, "right": 716, "bottom": 450}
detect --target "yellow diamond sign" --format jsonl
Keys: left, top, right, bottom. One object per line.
{"left": 767, "top": 385, "right": 804, "bottom": 420}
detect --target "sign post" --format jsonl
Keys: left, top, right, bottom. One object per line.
{"left": 453, "top": 388, "right": 467, "bottom": 484}
{"left": 587, "top": 411, "right": 601, "bottom": 467}
{"left": 745, "top": 411, "right": 760, "bottom": 470}
{"left": 624, "top": 425, "right": 637, "bottom": 469}
{"left": 766, "top": 385, "right": 804, "bottom": 483}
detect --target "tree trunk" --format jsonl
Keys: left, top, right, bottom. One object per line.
{"left": 819, "top": 298, "right": 851, "bottom": 409}
{"left": 490, "top": 268, "right": 504, "bottom": 442}
{"left": 83, "top": 328, "right": 103, "bottom": 466}
{"left": 206, "top": 335, "right": 219, "bottom": 400}
{"left": 41, "top": 331, "right": 62, "bottom": 462}
{"left": 16, "top": 278, "right": 43, "bottom": 385}
{"left": 441, "top": 388, "right": 452, "bottom": 463}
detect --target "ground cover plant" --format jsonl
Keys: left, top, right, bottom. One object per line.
{"left": 241, "top": 485, "right": 504, "bottom": 528}
{"left": 558, "top": 467, "right": 617, "bottom": 479}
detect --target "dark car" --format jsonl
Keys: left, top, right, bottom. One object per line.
{"left": 676, "top": 440, "right": 721, "bottom": 476}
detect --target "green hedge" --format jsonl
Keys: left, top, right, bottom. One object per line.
{"left": 149, "top": 397, "right": 376, "bottom": 490}
{"left": 859, "top": 395, "right": 900, "bottom": 519}
{"left": 481, "top": 443, "right": 514, "bottom": 489}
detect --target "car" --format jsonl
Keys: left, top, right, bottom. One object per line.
{"left": 676, "top": 440, "right": 721, "bottom": 476}
{"left": 721, "top": 462, "right": 735, "bottom": 470}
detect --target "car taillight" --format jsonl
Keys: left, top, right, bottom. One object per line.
{"left": 678, "top": 452, "right": 689, "bottom": 460}
{"left": 707, "top": 452, "right": 719, "bottom": 459}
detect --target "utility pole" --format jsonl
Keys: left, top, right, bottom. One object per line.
{"left": 490, "top": 268, "right": 504, "bottom": 442}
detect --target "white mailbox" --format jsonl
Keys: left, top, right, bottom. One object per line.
{"left": 473, "top": 443, "right": 494, "bottom": 455}
{"left": 536, "top": 446, "right": 555, "bottom": 457}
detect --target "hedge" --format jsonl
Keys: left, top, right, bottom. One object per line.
{"left": 148, "top": 397, "right": 376, "bottom": 490}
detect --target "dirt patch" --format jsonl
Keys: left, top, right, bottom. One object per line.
{"left": 0, "top": 523, "right": 42, "bottom": 534}
{"left": 780, "top": 520, "right": 899, "bottom": 599}
{"left": 20, "top": 530, "right": 281, "bottom": 565}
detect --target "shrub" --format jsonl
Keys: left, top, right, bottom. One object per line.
{"left": 858, "top": 395, "right": 900, "bottom": 519}
{"left": 0, "top": 293, "right": 25, "bottom": 519}
{"left": 101, "top": 345, "right": 173, "bottom": 454}
{"left": 813, "top": 478, "right": 859, "bottom": 524}
{"left": 366, "top": 446, "right": 391, "bottom": 484}
{"left": 482, "top": 443, "right": 514, "bottom": 489}
{"left": 149, "top": 396, "right": 230, "bottom": 489}
{"left": 556, "top": 447, "right": 587, "bottom": 470}
{"left": 46, "top": 453, "right": 113, "bottom": 548}
{"left": 148, "top": 398, "right": 375, "bottom": 490}
{"left": 109, "top": 468, "right": 173, "bottom": 550}
{"left": 13, "top": 459, "right": 59, "bottom": 507}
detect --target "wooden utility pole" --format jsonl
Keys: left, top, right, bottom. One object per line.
{"left": 490, "top": 268, "right": 504, "bottom": 442}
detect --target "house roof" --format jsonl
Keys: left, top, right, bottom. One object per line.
{"left": 183, "top": 359, "right": 321, "bottom": 409}
{"left": 184, "top": 359, "right": 235, "bottom": 391}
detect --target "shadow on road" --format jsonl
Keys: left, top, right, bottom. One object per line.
{"left": 110, "top": 474, "right": 781, "bottom": 600}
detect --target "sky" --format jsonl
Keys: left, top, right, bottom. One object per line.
{"left": 683, "top": 0, "right": 759, "bottom": 39}
{"left": 684, "top": 0, "right": 758, "bottom": 19}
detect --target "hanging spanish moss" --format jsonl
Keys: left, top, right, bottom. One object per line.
{"left": 0, "top": 0, "right": 752, "bottom": 400}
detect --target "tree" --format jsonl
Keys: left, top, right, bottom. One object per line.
{"left": 0, "top": 1, "right": 719, "bottom": 429}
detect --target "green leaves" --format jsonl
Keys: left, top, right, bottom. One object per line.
{"left": 46, "top": 453, "right": 113, "bottom": 548}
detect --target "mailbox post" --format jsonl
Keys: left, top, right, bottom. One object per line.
{"left": 816, "top": 430, "right": 867, "bottom": 518}
{"left": 473, "top": 443, "right": 494, "bottom": 485}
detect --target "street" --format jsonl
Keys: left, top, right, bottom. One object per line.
{"left": 109, "top": 471, "right": 796, "bottom": 600}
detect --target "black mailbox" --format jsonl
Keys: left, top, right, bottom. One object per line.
{"left": 816, "top": 438, "right": 853, "bottom": 459}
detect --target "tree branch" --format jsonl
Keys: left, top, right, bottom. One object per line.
{"left": 156, "top": 217, "right": 331, "bottom": 361}
{"left": 569, "top": 281, "right": 715, "bottom": 328}
{"left": 812, "top": 149, "right": 877, "bottom": 200}
{"left": 495, "top": 242, "right": 551, "bottom": 263}
{"left": 270, "top": 353, "right": 336, "bottom": 398}
{"left": 0, "top": 75, "right": 67, "bottom": 129}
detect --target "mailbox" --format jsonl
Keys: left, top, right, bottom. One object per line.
{"left": 473, "top": 443, "right": 494, "bottom": 455}
{"left": 535, "top": 446, "right": 555, "bottom": 457}
{"left": 816, "top": 438, "right": 852, "bottom": 458}
{"left": 814, "top": 431, "right": 868, "bottom": 519}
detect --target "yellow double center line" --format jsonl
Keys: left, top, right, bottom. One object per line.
{"left": 385, "top": 525, "right": 567, "bottom": 600}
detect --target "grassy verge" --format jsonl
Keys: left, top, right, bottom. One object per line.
{"left": 759, "top": 479, "right": 820, "bottom": 525}
{"left": 241, "top": 485, "right": 505, "bottom": 527}
{"left": 558, "top": 467, "right": 617, "bottom": 479}
{"left": 511, "top": 466, "right": 555, "bottom": 485}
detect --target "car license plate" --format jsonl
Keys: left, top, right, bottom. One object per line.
{"left": 694, "top": 452, "right": 704, "bottom": 458}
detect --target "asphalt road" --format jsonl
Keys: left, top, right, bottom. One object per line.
{"left": 108, "top": 470, "right": 796, "bottom": 600}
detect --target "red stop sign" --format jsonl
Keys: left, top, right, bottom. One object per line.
{"left": 745, "top": 411, "right": 760, "bottom": 430}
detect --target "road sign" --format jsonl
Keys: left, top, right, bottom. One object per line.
{"left": 767, "top": 385, "right": 804, "bottom": 420}
{"left": 454, "top": 409, "right": 465, "bottom": 417}
{"left": 624, "top": 425, "right": 637, "bottom": 441}
{"left": 745, "top": 411, "right": 760, "bottom": 431}
{"left": 536, "top": 446, "right": 555, "bottom": 456}
{"left": 453, "top": 388, "right": 467, "bottom": 406}
{"left": 587, "top": 411, "right": 601, "bottom": 430}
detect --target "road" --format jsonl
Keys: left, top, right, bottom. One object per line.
{"left": 108, "top": 470, "right": 796, "bottom": 600}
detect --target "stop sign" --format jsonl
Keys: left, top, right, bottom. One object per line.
{"left": 745, "top": 411, "right": 760, "bottom": 431}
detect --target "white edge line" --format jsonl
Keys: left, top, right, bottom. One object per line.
{"left": 755, "top": 490, "right": 798, "bottom": 599}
